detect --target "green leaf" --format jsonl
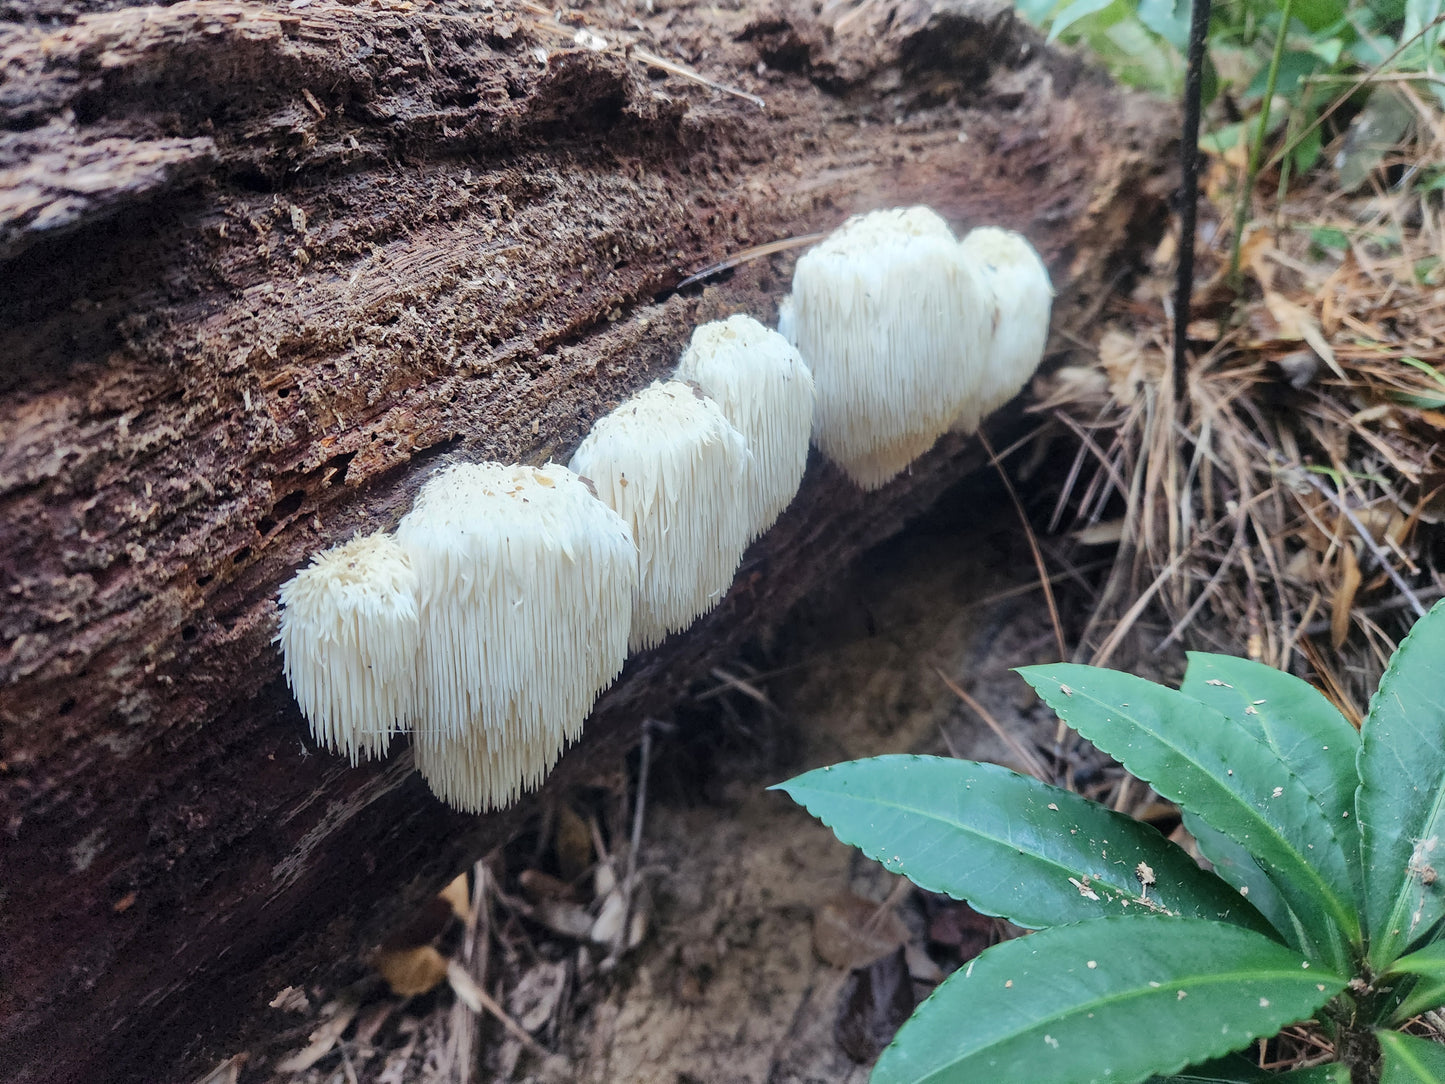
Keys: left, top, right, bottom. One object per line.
{"left": 1181, "top": 653, "right": 1360, "bottom": 825}
{"left": 1292, "top": 122, "right": 1324, "bottom": 176}
{"left": 1356, "top": 600, "right": 1445, "bottom": 969}
{"left": 1148, "top": 1061, "right": 1347, "bottom": 1084}
{"left": 1183, "top": 810, "right": 1307, "bottom": 950}
{"left": 871, "top": 917, "right": 1345, "bottom": 1084}
{"left": 1377, "top": 1030, "right": 1445, "bottom": 1082}
{"left": 1047, "top": 0, "right": 1115, "bottom": 41}
{"left": 1293, "top": 0, "right": 1348, "bottom": 30}
{"left": 773, "top": 756, "right": 1269, "bottom": 933}
{"left": 1180, "top": 655, "right": 1361, "bottom": 901}
{"left": 1244, "top": 51, "right": 1326, "bottom": 101}
{"left": 1014, "top": 0, "right": 1063, "bottom": 27}
{"left": 1145, "top": 1053, "right": 1270, "bottom": 1082}
{"left": 1383, "top": 941, "right": 1445, "bottom": 1022}
{"left": 1136, "top": 0, "right": 1191, "bottom": 51}
{"left": 1268, "top": 1066, "right": 1351, "bottom": 1083}
{"left": 1019, "top": 665, "right": 1361, "bottom": 970}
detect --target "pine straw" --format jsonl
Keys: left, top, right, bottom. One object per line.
{"left": 1036, "top": 119, "right": 1445, "bottom": 713}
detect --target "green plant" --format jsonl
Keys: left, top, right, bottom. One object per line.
{"left": 775, "top": 600, "right": 1445, "bottom": 1082}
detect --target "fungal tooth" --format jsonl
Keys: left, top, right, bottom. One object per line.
{"left": 277, "top": 531, "right": 419, "bottom": 766}
{"left": 569, "top": 379, "right": 751, "bottom": 652}
{"left": 676, "top": 315, "right": 815, "bottom": 539}
{"left": 395, "top": 462, "right": 636, "bottom": 812}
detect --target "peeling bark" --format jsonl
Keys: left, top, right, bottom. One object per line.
{"left": 0, "top": 1, "right": 1175, "bottom": 1080}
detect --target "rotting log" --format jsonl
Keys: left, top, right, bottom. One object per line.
{"left": 0, "top": 1, "right": 1175, "bottom": 1080}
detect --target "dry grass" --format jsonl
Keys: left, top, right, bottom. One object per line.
{"left": 1037, "top": 98, "right": 1445, "bottom": 712}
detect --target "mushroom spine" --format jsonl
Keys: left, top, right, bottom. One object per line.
{"left": 277, "top": 531, "right": 420, "bottom": 766}
{"left": 568, "top": 379, "right": 751, "bottom": 651}
{"left": 395, "top": 462, "right": 636, "bottom": 812}
{"left": 676, "top": 314, "right": 815, "bottom": 538}
{"left": 789, "top": 206, "right": 991, "bottom": 491}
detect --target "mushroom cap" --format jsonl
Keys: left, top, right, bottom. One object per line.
{"left": 568, "top": 379, "right": 751, "bottom": 652}
{"left": 954, "top": 226, "right": 1054, "bottom": 433}
{"left": 277, "top": 531, "right": 419, "bottom": 766}
{"left": 676, "top": 314, "right": 816, "bottom": 537}
{"left": 396, "top": 462, "right": 636, "bottom": 812}
{"left": 791, "top": 206, "right": 991, "bottom": 490}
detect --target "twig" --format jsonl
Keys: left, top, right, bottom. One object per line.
{"left": 1304, "top": 470, "right": 1428, "bottom": 618}
{"left": 609, "top": 718, "right": 656, "bottom": 966}
{"left": 934, "top": 667, "right": 1052, "bottom": 782}
{"left": 979, "top": 429, "right": 1066, "bottom": 661}
{"left": 1173, "top": 0, "right": 1212, "bottom": 403}
{"left": 674, "top": 233, "right": 827, "bottom": 291}
{"left": 631, "top": 48, "right": 766, "bottom": 110}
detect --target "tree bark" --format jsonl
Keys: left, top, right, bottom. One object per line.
{"left": 0, "top": 1, "right": 1174, "bottom": 1080}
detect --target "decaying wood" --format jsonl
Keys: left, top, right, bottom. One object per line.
{"left": 0, "top": 1, "right": 1175, "bottom": 1080}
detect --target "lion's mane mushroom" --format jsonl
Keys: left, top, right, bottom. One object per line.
{"left": 568, "top": 379, "right": 751, "bottom": 652}
{"left": 277, "top": 531, "right": 419, "bottom": 765}
{"left": 790, "top": 206, "right": 990, "bottom": 491}
{"left": 395, "top": 462, "right": 636, "bottom": 812}
{"left": 953, "top": 226, "right": 1054, "bottom": 433}
{"left": 675, "top": 314, "right": 815, "bottom": 537}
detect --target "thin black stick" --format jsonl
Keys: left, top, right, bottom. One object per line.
{"left": 1173, "top": 0, "right": 1213, "bottom": 408}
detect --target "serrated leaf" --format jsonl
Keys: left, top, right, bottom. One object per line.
{"left": 1377, "top": 1030, "right": 1445, "bottom": 1082}
{"left": 1183, "top": 810, "right": 1305, "bottom": 950}
{"left": 1267, "top": 1066, "right": 1351, "bottom": 1083}
{"left": 1181, "top": 654, "right": 1361, "bottom": 898}
{"left": 1149, "top": 1061, "right": 1347, "bottom": 1084}
{"left": 871, "top": 917, "right": 1344, "bottom": 1084}
{"left": 1356, "top": 600, "right": 1445, "bottom": 969}
{"left": 1144, "top": 1052, "right": 1269, "bottom": 1082}
{"left": 1383, "top": 941, "right": 1445, "bottom": 1023}
{"left": 774, "top": 757, "right": 1269, "bottom": 933}
{"left": 1019, "top": 665, "right": 1360, "bottom": 970}
{"left": 1182, "top": 653, "right": 1360, "bottom": 823}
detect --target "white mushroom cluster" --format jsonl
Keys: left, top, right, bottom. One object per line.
{"left": 675, "top": 315, "right": 815, "bottom": 538}
{"left": 277, "top": 204, "right": 1051, "bottom": 813}
{"left": 790, "top": 206, "right": 992, "bottom": 491}
{"left": 784, "top": 208, "right": 1053, "bottom": 489}
{"left": 953, "top": 226, "right": 1054, "bottom": 434}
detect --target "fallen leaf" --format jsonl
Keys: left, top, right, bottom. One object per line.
{"left": 439, "top": 873, "right": 469, "bottom": 922}
{"left": 554, "top": 804, "right": 593, "bottom": 884}
{"left": 374, "top": 945, "right": 449, "bottom": 999}
{"left": 506, "top": 960, "right": 568, "bottom": 1033}
{"left": 444, "top": 959, "right": 484, "bottom": 1013}
{"left": 1330, "top": 544, "right": 1362, "bottom": 649}
{"left": 835, "top": 947, "right": 915, "bottom": 1063}
{"left": 275, "top": 999, "right": 358, "bottom": 1073}
{"left": 519, "top": 868, "right": 577, "bottom": 903}
{"left": 268, "top": 986, "right": 308, "bottom": 1013}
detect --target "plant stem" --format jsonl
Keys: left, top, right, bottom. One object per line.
{"left": 1173, "top": 0, "right": 1212, "bottom": 408}
{"left": 1228, "top": 0, "right": 1295, "bottom": 289}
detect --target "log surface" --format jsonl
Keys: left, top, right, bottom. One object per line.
{"left": 0, "top": 1, "right": 1174, "bottom": 1080}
